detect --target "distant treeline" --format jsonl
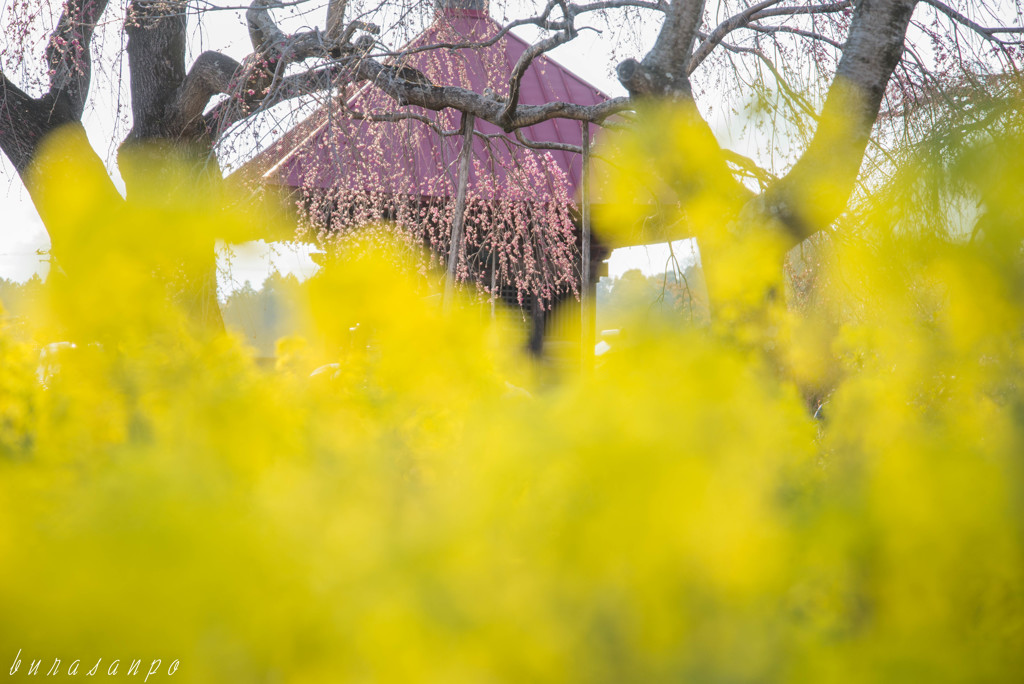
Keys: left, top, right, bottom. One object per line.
{"left": 596, "top": 264, "right": 709, "bottom": 332}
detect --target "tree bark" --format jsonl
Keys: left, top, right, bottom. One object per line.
{"left": 124, "top": 0, "right": 189, "bottom": 143}
{"left": 617, "top": 0, "right": 706, "bottom": 98}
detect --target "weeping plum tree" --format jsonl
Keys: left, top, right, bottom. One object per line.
{"left": 1, "top": 0, "right": 1021, "bottom": 327}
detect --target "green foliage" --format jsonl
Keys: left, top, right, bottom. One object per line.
{"left": 0, "top": 113, "right": 1022, "bottom": 682}
{"left": 0, "top": 274, "right": 45, "bottom": 321}
{"left": 597, "top": 265, "right": 710, "bottom": 332}
{"left": 221, "top": 272, "right": 306, "bottom": 358}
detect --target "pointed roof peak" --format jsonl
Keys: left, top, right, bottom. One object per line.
{"left": 435, "top": 0, "right": 487, "bottom": 18}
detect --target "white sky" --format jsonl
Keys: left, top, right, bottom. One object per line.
{"left": 607, "top": 239, "right": 700, "bottom": 279}
{"left": 0, "top": 0, "right": 694, "bottom": 288}
{"left": 217, "top": 240, "right": 322, "bottom": 294}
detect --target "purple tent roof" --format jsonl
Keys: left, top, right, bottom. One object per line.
{"left": 254, "top": 7, "right": 610, "bottom": 202}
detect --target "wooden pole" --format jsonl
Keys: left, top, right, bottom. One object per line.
{"left": 490, "top": 248, "right": 497, "bottom": 320}
{"left": 444, "top": 112, "right": 475, "bottom": 312}
{"left": 580, "top": 120, "right": 593, "bottom": 369}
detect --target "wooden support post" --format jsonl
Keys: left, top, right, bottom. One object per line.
{"left": 580, "top": 120, "right": 594, "bottom": 369}
{"left": 490, "top": 249, "right": 497, "bottom": 320}
{"left": 444, "top": 112, "right": 475, "bottom": 312}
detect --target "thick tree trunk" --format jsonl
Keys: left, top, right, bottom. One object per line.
{"left": 121, "top": 0, "right": 227, "bottom": 174}
{"left": 754, "top": 0, "right": 920, "bottom": 243}
{"left": 118, "top": 1, "right": 229, "bottom": 332}
{"left": 617, "top": 0, "right": 706, "bottom": 99}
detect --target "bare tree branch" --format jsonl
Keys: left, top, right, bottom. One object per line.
{"left": 203, "top": 0, "right": 382, "bottom": 143}
{"left": 515, "top": 128, "right": 582, "bottom": 153}
{"left": 206, "top": 63, "right": 349, "bottom": 139}
{"left": 172, "top": 51, "right": 242, "bottom": 136}
{"left": 574, "top": 0, "right": 667, "bottom": 12}
{"left": 749, "top": 1, "right": 852, "bottom": 21}
{"left": 923, "top": 0, "right": 1024, "bottom": 41}
{"left": 206, "top": 0, "right": 632, "bottom": 148}
{"left": 744, "top": 23, "right": 845, "bottom": 51}
{"left": 0, "top": 0, "right": 112, "bottom": 175}
{"left": 46, "top": 0, "right": 110, "bottom": 116}
{"left": 689, "top": 0, "right": 783, "bottom": 72}
{"left": 689, "top": 0, "right": 852, "bottom": 71}
{"left": 723, "top": 149, "right": 776, "bottom": 189}
{"left": 499, "top": 27, "right": 577, "bottom": 129}
{"left": 355, "top": 54, "right": 632, "bottom": 128}
{"left": 247, "top": 0, "right": 288, "bottom": 53}
{"left": 393, "top": 0, "right": 661, "bottom": 60}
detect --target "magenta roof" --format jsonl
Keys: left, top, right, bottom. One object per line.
{"left": 257, "top": 8, "right": 610, "bottom": 201}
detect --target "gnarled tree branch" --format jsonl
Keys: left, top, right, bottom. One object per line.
{"left": 172, "top": 51, "right": 242, "bottom": 137}
{"left": 246, "top": 0, "right": 288, "bottom": 54}
{"left": 206, "top": 0, "right": 632, "bottom": 145}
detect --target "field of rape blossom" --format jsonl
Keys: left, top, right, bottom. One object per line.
{"left": 1, "top": 106, "right": 1023, "bottom": 682}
